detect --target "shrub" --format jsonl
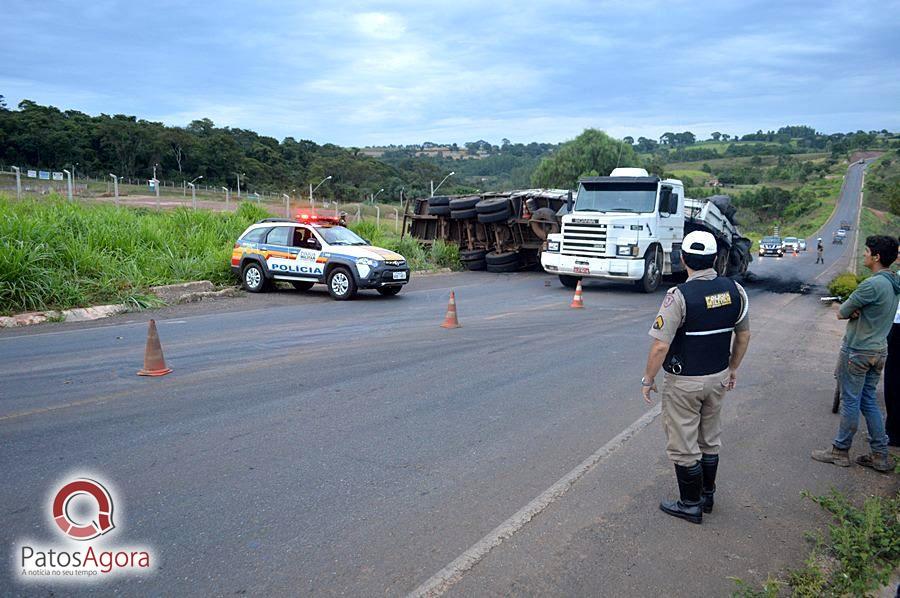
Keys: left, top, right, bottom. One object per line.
{"left": 827, "top": 272, "right": 859, "bottom": 300}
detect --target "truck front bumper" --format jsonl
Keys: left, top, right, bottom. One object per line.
{"left": 540, "top": 252, "right": 644, "bottom": 281}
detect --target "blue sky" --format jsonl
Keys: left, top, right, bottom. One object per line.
{"left": 2, "top": 0, "right": 898, "bottom": 146}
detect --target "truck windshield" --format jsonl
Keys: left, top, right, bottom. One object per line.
{"left": 318, "top": 226, "right": 368, "bottom": 246}
{"left": 575, "top": 182, "right": 658, "bottom": 214}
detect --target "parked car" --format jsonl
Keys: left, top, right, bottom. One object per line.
{"left": 798, "top": 238, "right": 807, "bottom": 251}
{"left": 782, "top": 237, "right": 800, "bottom": 253}
{"left": 759, "top": 236, "right": 784, "bottom": 257}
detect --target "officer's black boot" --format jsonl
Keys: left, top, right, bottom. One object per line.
{"left": 659, "top": 462, "right": 703, "bottom": 524}
{"left": 700, "top": 453, "right": 718, "bottom": 514}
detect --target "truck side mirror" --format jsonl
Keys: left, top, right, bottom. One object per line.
{"left": 668, "top": 194, "right": 679, "bottom": 214}
{"left": 566, "top": 191, "right": 574, "bottom": 212}
{"left": 659, "top": 188, "right": 672, "bottom": 214}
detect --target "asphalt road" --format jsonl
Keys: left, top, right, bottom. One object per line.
{"left": 1, "top": 160, "right": 890, "bottom": 596}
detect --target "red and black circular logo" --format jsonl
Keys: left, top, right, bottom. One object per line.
{"left": 52, "top": 478, "right": 115, "bottom": 541}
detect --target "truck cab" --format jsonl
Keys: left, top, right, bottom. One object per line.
{"left": 541, "top": 168, "right": 685, "bottom": 292}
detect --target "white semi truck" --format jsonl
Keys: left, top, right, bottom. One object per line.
{"left": 540, "top": 168, "right": 752, "bottom": 292}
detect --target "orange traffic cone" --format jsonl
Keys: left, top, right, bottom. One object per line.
{"left": 137, "top": 319, "right": 172, "bottom": 376}
{"left": 570, "top": 281, "right": 585, "bottom": 308}
{"left": 440, "top": 291, "right": 461, "bottom": 329}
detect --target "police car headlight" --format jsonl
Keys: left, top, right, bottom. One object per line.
{"left": 546, "top": 241, "right": 560, "bottom": 252}
{"left": 356, "top": 257, "right": 379, "bottom": 267}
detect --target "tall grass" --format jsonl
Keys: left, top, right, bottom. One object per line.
{"left": 0, "top": 196, "right": 270, "bottom": 315}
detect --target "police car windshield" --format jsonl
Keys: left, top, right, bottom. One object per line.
{"left": 575, "top": 182, "right": 658, "bottom": 214}
{"left": 318, "top": 226, "right": 368, "bottom": 246}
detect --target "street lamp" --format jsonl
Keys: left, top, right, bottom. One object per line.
{"left": 11, "top": 166, "right": 21, "bottom": 200}
{"left": 222, "top": 186, "right": 230, "bottom": 208}
{"left": 188, "top": 175, "right": 203, "bottom": 209}
{"left": 431, "top": 171, "right": 455, "bottom": 197}
{"left": 283, "top": 193, "right": 291, "bottom": 218}
{"left": 152, "top": 163, "right": 160, "bottom": 201}
{"left": 62, "top": 169, "right": 73, "bottom": 201}
{"left": 235, "top": 172, "right": 245, "bottom": 198}
{"left": 109, "top": 174, "right": 120, "bottom": 206}
{"left": 310, "top": 175, "right": 332, "bottom": 211}
{"left": 371, "top": 188, "right": 384, "bottom": 204}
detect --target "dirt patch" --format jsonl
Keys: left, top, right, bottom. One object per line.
{"left": 868, "top": 207, "right": 889, "bottom": 224}
{"left": 849, "top": 150, "right": 884, "bottom": 163}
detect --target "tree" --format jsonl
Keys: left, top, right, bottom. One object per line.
{"left": 710, "top": 132, "right": 721, "bottom": 142}
{"left": 660, "top": 132, "right": 676, "bottom": 145}
{"left": 722, "top": 134, "right": 730, "bottom": 141}
{"left": 623, "top": 136, "right": 634, "bottom": 145}
{"left": 636, "top": 137, "right": 658, "bottom": 153}
{"left": 531, "top": 129, "right": 637, "bottom": 188}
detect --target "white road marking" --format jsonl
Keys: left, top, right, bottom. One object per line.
{"left": 407, "top": 403, "right": 663, "bottom": 598}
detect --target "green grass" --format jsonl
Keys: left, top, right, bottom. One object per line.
{"left": 856, "top": 206, "right": 900, "bottom": 272}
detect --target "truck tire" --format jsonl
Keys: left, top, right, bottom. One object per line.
{"left": 291, "top": 281, "right": 314, "bottom": 291}
{"left": 478, "top": 207, "right": 511, "bottom": 223}
{"left": 327, "top": 266, "right": 357, "bottom": 300}
{"left": 475, "top": 197, "right": 510, "bottom": 214}
{"left": 636, "top": 248, "right": 662, "bottom": 293}
{"left": 559, "top": 274, "right": 580, "bottom": 289}
{"left": 242, "top": 262, "right": 269, "bottom": 293}
{"left": 486, "top": 250, "right": 519, "bottom": 266}
{"left": 429, "top": 195, "right": 450, "bottom": 207}
{"left": 715, "top": 247, "right": 728, "bottom": 277}
{"left": 487, "top": 260, "right": 519, "bottom": 273}
{"left": 460, "top": 249, "right": 487, "bottom": 261}
{"left": 529, "top": 207, "right": 560, "bottom": 240}
{"left": 465, "top": 258, "right": 487, "bottom": 271}
{"left": 451, "top": 207, "right": 478, "bottom": 220}
{"left": 428, "top": 205, "right": 451, "bottom": 216}
{"left": 449, "top": 196, "right": 480, "bottom": 210}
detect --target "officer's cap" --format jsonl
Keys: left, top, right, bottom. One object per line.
{"left": 682, "top": 230, "right": 717, "bottom": 255}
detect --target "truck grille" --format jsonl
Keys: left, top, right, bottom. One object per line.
{"left": 561, "top": 221, "right": 608, "bottom": 258}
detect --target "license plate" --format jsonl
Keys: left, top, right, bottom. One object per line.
{"left": 392, "top": 271, "right": 407, "bottom": 280}
{"left": 574, "top": 266, "right": 589, "bottom": 274}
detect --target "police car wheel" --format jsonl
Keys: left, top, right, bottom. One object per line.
{"left": 377, "top": 286, "right": 402, "bottom": 296}
{"left": 291, "top": 281, "right": 314, "bottom": 291}
{"left": 242, "top": 263, "right": 268, "bottom": 293}
{"left": 327, "top": 267, "right": 357, "bottom": 300}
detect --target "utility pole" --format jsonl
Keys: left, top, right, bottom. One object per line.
{"left": 12, "top": 166, "right": 21, "bottom": 200}
{"left": 235, "top": 172, "right": 244, "bottom": 198}
{"left": 310, "top": 175, "right": 332, "bottom": 212}
{"left": 188, "top": 176, "right": 203, "bottom": 209}
{"left": 63, "top": 169, "right": 73, "bottom": 201}
{"left": 222, "top": 187, "right": 230, "bottom": 209}
{"left": 153, "top": 163, "right": 160, "bottom": 208}
{"left": 283, "top": 193, "right": 291, "bottom": 218}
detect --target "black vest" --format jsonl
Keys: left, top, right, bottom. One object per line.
{"left": 664, "top": 276, "right": 743, "bottom": 376}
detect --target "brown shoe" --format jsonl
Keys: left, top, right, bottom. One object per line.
{"left": 811, "top": 446, "right": 850, "bottom": 467}
{"left": 856, "top": 453, "right": 893, "bottom": 473}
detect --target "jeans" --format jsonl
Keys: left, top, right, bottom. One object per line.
{"left": 833, "top": 347, "right": 888, "bottom": 454}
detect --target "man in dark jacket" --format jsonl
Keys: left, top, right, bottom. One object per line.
{"left": 812, "top": 235, "right": 900, "bottom": 472}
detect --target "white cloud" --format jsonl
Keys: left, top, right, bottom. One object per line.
{"left": 352, "top": 12, "right": 407, "bottom": 40}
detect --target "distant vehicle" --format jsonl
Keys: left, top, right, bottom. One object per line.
{"left": 833, "top": 229, "right": 846, "bottom": 244}
{"left": 231, "top": 215, "right": 410, "bottom": 300}
{"left": 840, "top": 221, "right": 851, "bottom": 231}
{"left": 759, "top": 236, "right": 784, "bottom": 257}
{"left": 798, "top": 239, "right": 807, "bottom": 251}
{"left": 782, "top": 237, "right": 800, "bottom": 253}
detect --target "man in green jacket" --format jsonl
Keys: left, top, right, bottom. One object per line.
{"left": 812, "top": 235, "right": 900, "bottom": 472}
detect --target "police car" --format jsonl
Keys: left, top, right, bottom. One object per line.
{"left": 231, "top": 215, "right": 410, "bottom": 300}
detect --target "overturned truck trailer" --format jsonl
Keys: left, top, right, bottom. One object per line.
{"left": 403, "top": 189, "right": 571, "bottom": 272}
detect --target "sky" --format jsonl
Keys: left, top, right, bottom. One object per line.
{"left": 1, "top": 0, "right": 898, "bottom": 146}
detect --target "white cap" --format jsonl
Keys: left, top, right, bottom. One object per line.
{"left": 682, "top": 230, "right": 717, "bottom": 255}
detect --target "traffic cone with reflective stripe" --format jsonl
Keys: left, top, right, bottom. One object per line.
{"left": 137, "top": 319, "right": 172, "bottom": 376}
{"left": 570, "top": 280, "right": 585, "bottom": 309}
{"left": 441, "top": 291, "right": 461, "bottom": 329}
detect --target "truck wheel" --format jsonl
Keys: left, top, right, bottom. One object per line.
{"left": 636, "top": 249, "right": 662, "bottom": 293}
{"left": 429, "top": 195, "right": 450, "bottom": 207}
{"left": 475, "top": 197, "right": 510, "bottom": 213}
{"left": 529, "top": 207, "right": 560, "bottom": 240}
{"left": 451, "top": 208, "right": 478, "bottom": 220}
{"left": 465, "top": 259, "right": 486, "bottom": 271}
{"left": 559, "top": 274, "right": 580, "bottom": 289}
{"left": 242, "top": 262, "right": 269, "bottom": 293}
{"left": 449, "top": 196, "right": 480, "bottom": 210}
{"left": 428, "top": 205, "right": 451, "bottom": 216}
{"left": 478, "top": 207, "right": 511, "bottom": 223}
{"left": 327, "top": 267, "right": 357, "bottom": 300}
{"left": 460, "top": 249, "right": 487, "bottom": 261}
{"left": 715, "top": 247, "right": 728, "bottom": 277}
{"left": 377, "top": 286, "right": 402, "bottom": 296}
{"left": 486, "top": 250, "right": 519, "bottom": 266}
{"left": 291, "top": 281, "right": 314, "bottom": 291}
{"left": 487, "top": 261, "right": 519, "bottom": 273}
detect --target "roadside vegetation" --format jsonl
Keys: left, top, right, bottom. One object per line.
{"left": 731, "top": 490, "right": 900, "bottom": 597}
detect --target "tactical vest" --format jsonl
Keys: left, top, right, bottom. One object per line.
{"left": 664, "top": 276, "right": 744, "bottom": 376}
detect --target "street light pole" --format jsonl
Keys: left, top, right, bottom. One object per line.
{"left": 109, "top": 174, "right": 119, "bottom": 206}
{"left": 235, "top": 172, "right": 244, "bottom": 198}
{"left": 371, "top": 188, "right": 384, "bottom": 204}
{"left": 12, "top": 166, "right": 21, "bottom": 200}
{"left": 153, "top": 163, "right": 160, "bottom": 201}
{"left": 62, "top": 169, "right": 73, "bottom": 201}
{"left": 431, "top": 171, "right": 455, "bottom": 197}
{"left": 222, "top": 187, "right": 230, "bottom": 209}
{"left": 283, "top": 193, "right": 291, "bottom": 218}
{"left": 310, "top": 175, "right": 332, "bottom": 212}
{"left": 189, "top": 175, "right": 203, "bottom": 209}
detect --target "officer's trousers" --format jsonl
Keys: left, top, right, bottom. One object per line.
{"left": 662, "top": 369, "right": 730, "bottom": 466}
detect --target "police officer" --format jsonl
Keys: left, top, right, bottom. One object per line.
{"left": 816, "top": 238, "right": 825, "bottom": 264}
{"left": 641, "top": 230, "right": 752, "bottom": 524}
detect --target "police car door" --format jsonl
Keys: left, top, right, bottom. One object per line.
{"left": 291, "top": 227, "right": 325, "bottom": 281}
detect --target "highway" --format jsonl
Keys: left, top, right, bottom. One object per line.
{"left": 0, "top": 161, "right": 883, "bottom": 596}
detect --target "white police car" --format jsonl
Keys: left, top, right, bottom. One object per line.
{"left": 231, "top": 216, "right": 410, "bottom": 300}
